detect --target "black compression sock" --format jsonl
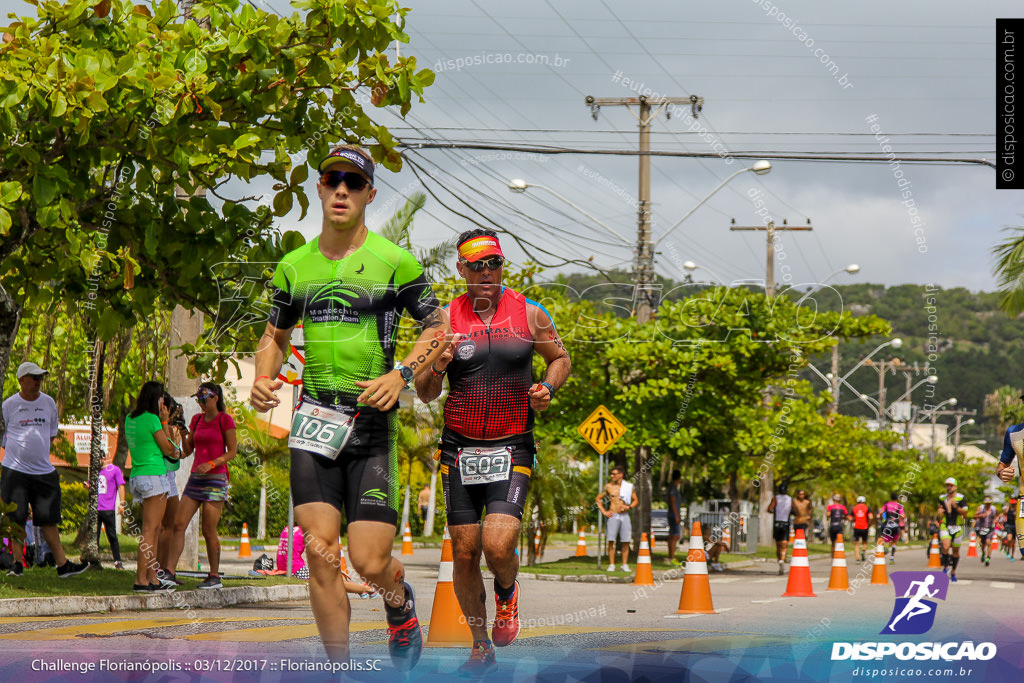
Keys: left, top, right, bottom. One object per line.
{"left": 494, "top": 578, "right": 515, "bottom": 601}
{"left": 951, "top": 556, "right": 960, "bottom": 572}
{"left": 940, "top": 553, "right": 949, "bottom": 569}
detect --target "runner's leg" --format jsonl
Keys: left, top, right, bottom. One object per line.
{"left": 295, "top": 502, "right": 350, "bottom": 661}
{"left": 450, "top": 524, "right": 488, "bottom": 642}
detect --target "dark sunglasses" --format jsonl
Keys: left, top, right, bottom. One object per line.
{"left": 464, "top": 257, "right": 504, "bottom": 272}
{"left": 321, "top": 170, "right": 370, "bottom": 191}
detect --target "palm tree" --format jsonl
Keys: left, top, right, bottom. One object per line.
{"left": 992, "top": 225, "right": 1024, "bottom": 314}
{"left": 378, "top": 192, "right": 456, "bottom": 281}
{"left": 234, "top": 405, "right": 289, "bottom": 539}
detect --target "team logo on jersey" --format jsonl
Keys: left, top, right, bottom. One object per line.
{"left": 881, "top": 571, "right": 948, "bottom": 635}
{"left": 456, "top": 340, "right": 476, "bottom": 360}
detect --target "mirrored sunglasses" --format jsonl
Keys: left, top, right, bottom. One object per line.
{"left": 464, "top": 257, "right": 504, "bottom": 272}
{"left": 321, "top": 170, "right": 370, "bottom": 191}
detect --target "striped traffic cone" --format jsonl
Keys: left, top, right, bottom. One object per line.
{"left": 238, "top": 523, "right": 252, "bottom": 558}
{"left": 338, "top": 536, "right": 348, "bottom": 575}
{"left": 782, "top": 528, "right": 816, "bottom": 597}
{"left": 575, "top": 527, "right": 587, "bottom": 557}
{"left": 927, "top": 534, "right": 942, "bottom": 569}
{"left": 673, "top": 522, "right": 716, "bottom": 614}
{"left": 534, "top": 527, "right": 542, "bottom": 558}
{"left": 401, "top": 522, "right": 414, "bottom": 556}
{"left": 826, "top": 533, "right": 849, "bottom": 591}
{"left": 722, "top": 524, "right": 732, "bottom": 551}
{"left": 425, "top": 527, "right": 474, "bottom": 647}
{"left": 967, "top": 531, "right": 978, "bottom": 558}
{"left": 789, "top": 527, "right": 796, "bottom": 545}
{"left": 633, "top": 533, "right": 655, "bottom": 586}
{"left": 870, "top": 543, "right": 889, "bottom": 585}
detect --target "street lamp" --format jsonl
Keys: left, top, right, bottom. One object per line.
{"left": 507, "top": 179, "right": 633, "bottom": 245}
{"left": 823, "top": 338, "right": 901, "bottom": 414}
{"left": 654, "top": 161, "right": 772, "bottom": 247}
{"left": 916, "top": 397, "right": 957, "bottom": 459}
{"left": 859, "top": 393, "right": 882, "bottom": 421}
{"left": 682, "top": 260, "right": 728, "bottom": 286}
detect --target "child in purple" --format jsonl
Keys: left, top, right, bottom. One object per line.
{"left": 97, "top": 456, "right": 126, "bottom": 569}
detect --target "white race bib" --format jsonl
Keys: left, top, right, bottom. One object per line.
{"left": 288, "top": 402, "right": 355, "bottom": 460}
{"left": 457, "top": 446, "right": 513, "bottom": 485}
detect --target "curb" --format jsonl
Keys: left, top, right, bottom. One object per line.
{"left": 0, "top": 583, "right": 310, "bottom": 618}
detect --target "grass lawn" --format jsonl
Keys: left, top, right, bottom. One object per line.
{"left": 0, "top": 565, "right": 304, "bottom": 600}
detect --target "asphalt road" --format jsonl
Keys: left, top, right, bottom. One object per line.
{"left": 1, "top": 544, "right": 1021, "bottom": 682}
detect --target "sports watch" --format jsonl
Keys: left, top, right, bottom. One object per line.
{"left": 394, "top": 363, "right": 414, "bottom": 385}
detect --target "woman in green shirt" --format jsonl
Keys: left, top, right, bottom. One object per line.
{"left": 125, "top": 381, "right": 180, "bottom": 592}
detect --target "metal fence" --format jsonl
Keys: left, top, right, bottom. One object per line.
{"left": 694, "top": 512, "right": 758, "bottom": 554}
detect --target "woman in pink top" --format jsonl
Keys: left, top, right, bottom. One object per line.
{"left": 163, "top": 383, "right": 237, "bottom": 590}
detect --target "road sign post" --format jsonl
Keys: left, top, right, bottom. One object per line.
{"left": 578, "top": 406, "right": 627, "bottom": 570}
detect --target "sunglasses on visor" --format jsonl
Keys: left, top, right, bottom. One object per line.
{"left": 463, "top": 257, "right": 504, "bottom": 272}
{"left": 321, "top": 170, "right": 370, "bottom": 191}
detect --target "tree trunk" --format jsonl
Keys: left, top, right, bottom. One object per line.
{"left": 167, "top": 305, "right": 203, "bottom": 570}
{"left": 632, "top": 445, "right": 652, "bottom": 552}
{"left": 80, "top": 336, "right": 106, "bottom": 564}
{"left": 257, "top": 482, "right": 267, "bottom": 540}
{"left": 424, "top": 460, "right": 438, "bottom": 537}
{"left": 0, "top": 283, "right": 23, "bottom": 433}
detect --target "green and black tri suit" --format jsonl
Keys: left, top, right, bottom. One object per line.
{"left": 269, "top": 231, "right": 440, "bottom": 523}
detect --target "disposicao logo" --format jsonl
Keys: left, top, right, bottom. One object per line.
{"left": 830, "top": 571, "right": 997, "bottom": 662}
{"left": 882, "top": 571, "right": 947, "bottom": 635}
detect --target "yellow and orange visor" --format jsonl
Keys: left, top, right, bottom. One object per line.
{"left": 458, "top": 235, "right": 504, "bottom": 262}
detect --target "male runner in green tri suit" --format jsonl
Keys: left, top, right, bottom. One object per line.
{"left": 251, "top": 145, "right": 448, "bottom": 669}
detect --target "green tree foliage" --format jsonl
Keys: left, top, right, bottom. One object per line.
{"left": 0, "top": 0, "right": 435, "bottom": 386}
{"left": 991, "top": 225, "right": 1024, "bottom": 316}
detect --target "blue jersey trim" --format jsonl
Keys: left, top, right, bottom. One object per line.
{"left": 1001, "top": 423, "right": 1024, "bottom": 464}
{"left": 524, "top": 297, "right": 557, "bottom": 331}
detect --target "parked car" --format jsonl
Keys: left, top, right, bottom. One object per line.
{"left": 651, "top": 509, "right": 671, "bottom": 541}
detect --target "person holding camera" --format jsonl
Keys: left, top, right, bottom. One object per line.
{"left": 163, "top": 383, "right": 236, "bottom": 589}
{"left": 125, "top": 381, "right": 181, "bottom": 592}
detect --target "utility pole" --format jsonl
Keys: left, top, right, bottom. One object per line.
{"left": 728, "top": 218, "right": 811, "bottom": 545}
{"left": 728, "top": 219, "right": 813, "bottom": 296}
{"left": 864, "top": 357, "right": 903, "bottom": 425}
{"left": 928, "top": 408, "right": 977, "bottom": 461}
{"left": 585, "top": 93, "right": 703, "bottom": 550}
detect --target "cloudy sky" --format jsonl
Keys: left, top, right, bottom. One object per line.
{"left": 4, "top": 0, "right": 1019, "bottom": 290}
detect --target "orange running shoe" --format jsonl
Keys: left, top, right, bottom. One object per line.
{"left": 456, "top": 639, "right": 496, "bottom": 677}
{"left": 491, "top": 580, "right": 520, "bottom": 647}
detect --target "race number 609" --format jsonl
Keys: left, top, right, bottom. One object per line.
{"left": 465, "top": 454, "right": 506, "bottom": 475}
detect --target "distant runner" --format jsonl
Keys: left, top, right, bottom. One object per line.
{"left": 851, "top": 495, "right": 873, "bottom": 562}
{"left": 937, "top": 477, "right": 968, "bottom": 582}
{"left": 825, "top": 494, "right": 850, "bottom": 552}
{"left": 879, "top": 493, "right": 905, "bottom": 564}
{"left": 974, "top": 497, "right": 998, "bottom": 566}
{"left": 766, "top": 483, "right": 792, "bottom": 575}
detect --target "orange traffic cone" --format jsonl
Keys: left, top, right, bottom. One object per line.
{"left": 967, "top": 531, "right": 978, "bottom": 558}
{"left": 722, "top": 524, "right": 732, "bottom": 551}
{"left": 425, "top": 527, "right": 474, "bottom": 647}
{"left": 789, "top": 527, "right": 796, "bottom": 545}
{"left": 633, "top": 533, "right": 655, "bottom": 586}
{"left": 827, "top": 533, "right": 849, "bottom": 591}
{"left": 338, "top": 536, "right": 348, "bottom": 575}
{"left": 401, "top": 522, "right": 414, "bottom": 556}
{"left": 238, "top": 523, "right": 252, "bottom": 558}
{"left": 674, "top": 522, "right": 716, "bottom": 614}
{"left": 782, "top": 528, "right": 817, "bottom": 597}
{"left": 575, "top": 527, "right": 587, "bottom": 557}
{"left": 870, "top": 543, "right": 888, "bottom": 585}
{"left": 534, "top": 527, "right": 542, "bottom": 557}
{"left": 927, "top": 534, "right": 942, "bottom": 569}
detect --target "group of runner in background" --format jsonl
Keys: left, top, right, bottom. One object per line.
{"left": 768, "top": 486, "right": 1021, "bottom": 573}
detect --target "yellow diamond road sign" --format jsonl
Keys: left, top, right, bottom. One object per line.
{"left": 577, "top": 405, "right": 627, "bottom": 454}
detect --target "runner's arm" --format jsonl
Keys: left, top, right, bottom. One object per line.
{"left": 629, "top": 489, "right": 638, "bottom": 510}
{"left": 526, "top": 303, "right": 571, "bottom": 411}
{"left": 252, "top": 322, "right": 292, "bottom": 412}
{"left": 357, "top": 308, "right": 451, "bottom": 411}
{"left": 414, "top": 311, "right": 455, "bottom": 403}
{"left": 767, "top": 497, "right": 776, "bottom": 514}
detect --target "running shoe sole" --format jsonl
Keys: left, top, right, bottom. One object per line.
{"left": 386, "top": 582, "right": 423, "bottom": 671}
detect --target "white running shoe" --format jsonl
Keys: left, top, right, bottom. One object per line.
{"left": 606, "top": 564, "right": 615, "bottom": 572}
{"left": 621, "top": 564, "right": 630, "bottom": 572}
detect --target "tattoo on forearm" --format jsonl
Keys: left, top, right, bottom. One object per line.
{"left": 421, "top": 308, "right": 445, "bottom": 330}
{"left": 410, "top": 329, "right": 444, "bottom": 372}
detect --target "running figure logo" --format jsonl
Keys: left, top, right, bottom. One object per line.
{"left": 881, "top": 571, "right": 949, "bottom": 635}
